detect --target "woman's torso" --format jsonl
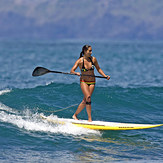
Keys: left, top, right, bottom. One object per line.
{"left": 78, "top": 57, "right": 95, "bottom": 82}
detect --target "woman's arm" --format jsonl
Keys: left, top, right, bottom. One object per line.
{"left": 94, "top": 57, "right": 110, "bottom": 80}
{"left": 70, "top": 59, "right": 80, "bottom": 76}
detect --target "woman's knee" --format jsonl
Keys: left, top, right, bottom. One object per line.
{"left": 81, "top": 97, "right": 86, "bottom": 104}
{"left": 81, "top": 96, "right": 91, "bottom": 105}
{"left": 86, "top": 95, "right": 91, "bottom": 102}
{"left": 86, "top": 95, "right": 91, "bottom": 105}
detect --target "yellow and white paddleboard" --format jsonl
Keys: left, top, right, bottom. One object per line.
{"left": 40, "top": 115, "right": 163, "bottom": 130}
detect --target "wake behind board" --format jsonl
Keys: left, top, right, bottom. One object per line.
{"left": 40, "top": 115, "right": 163, "bottom": 130}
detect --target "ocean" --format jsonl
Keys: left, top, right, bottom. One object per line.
{"left": 0, "top": 39, "right": 163, "bottom": 162}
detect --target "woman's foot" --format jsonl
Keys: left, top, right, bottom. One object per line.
{"left": 72, "top": 114, "right": 79, "bottom": 120}
{"left": 88, "top": 119, "right": 92, "bottom": 122}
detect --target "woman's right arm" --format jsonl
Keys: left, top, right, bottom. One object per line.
{"left": 70, "top": 59, "right": 80, "bottom": 76}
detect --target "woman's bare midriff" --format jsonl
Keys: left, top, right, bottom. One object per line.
{"left": 80, "top": 72, "right": 95, "bottom": 82}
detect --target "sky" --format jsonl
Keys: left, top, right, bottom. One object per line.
{"left": 0, "top": 0, "right": 163, "bottom": 40}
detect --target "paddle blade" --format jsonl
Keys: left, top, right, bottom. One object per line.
{"left": 32, "top": 67, "right": 50, "bottom": 76}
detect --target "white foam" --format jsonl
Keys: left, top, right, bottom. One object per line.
{"left": 0, "top": 109, "right": 101, "bottom": 136}
{"left": 0, "top": 102, "right": 18, "bottom": 114}
{"left": 0, "top": 89, "right": 11, "bottom": 95}
{"left": 46, "top": 81, "right": 53, "bottom": 86}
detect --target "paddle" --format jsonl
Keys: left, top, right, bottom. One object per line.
{"left": 32, "top": 67, "right": 107, "bottom": 79}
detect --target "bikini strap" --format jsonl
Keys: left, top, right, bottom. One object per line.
{"left": 82, "top": 57, "right": 85, "bottom": 69}
{"left": 89, "top": 57, "right": 94, "bottom": 65}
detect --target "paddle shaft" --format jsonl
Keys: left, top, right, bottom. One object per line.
{"left": 49, "top": 70, "right": 107, "bottom": 78}
{"left": 32, "top": 67, "right": 108, "bottom": 79}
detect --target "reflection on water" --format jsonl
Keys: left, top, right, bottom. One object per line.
{"left": 74, "top": 132, "right": 160, "bottom": 162}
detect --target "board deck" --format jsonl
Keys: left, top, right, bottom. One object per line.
{"left": 40, "top": 115, "right": 163, "bottom": 130}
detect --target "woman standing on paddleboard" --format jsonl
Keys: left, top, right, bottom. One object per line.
{"left": 70, "top": 45, "right": 110, "bottom": 122}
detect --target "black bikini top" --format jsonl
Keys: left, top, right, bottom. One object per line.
{"left": 81, "top": 57, "right": 95, "bottom": 72}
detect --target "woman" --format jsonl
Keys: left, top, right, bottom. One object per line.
{"left": 70, "top": 45, "right": 110, "bottom": 122}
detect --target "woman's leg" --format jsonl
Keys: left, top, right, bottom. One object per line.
{"left": 86, "top": 84, "right": 95, "bottom": 121}
{"left": 73, "top": 82, "right": 89, "bottom": 120}
{"left": 72, "top": 97, "right": 86, "bottom": 120}
{"left": 85, "top": 84, "right": 95, "bottom": 121}
{"left": 73, "top": 82, "right": 95, "bottom": 121}
{"left": 81, "top": 83, "right": 95, "bottom": 122}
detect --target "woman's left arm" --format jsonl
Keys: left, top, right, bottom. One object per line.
{"left": 94, "top": 57, "right": 110, "bottom": 80}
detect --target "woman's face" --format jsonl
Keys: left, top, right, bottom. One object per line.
{"left": 85, "top": 47, "right": 92, "bottom": 57}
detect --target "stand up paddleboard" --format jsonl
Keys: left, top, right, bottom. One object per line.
{"left": 40, "top": 115, "right": 163, "bottom": 130}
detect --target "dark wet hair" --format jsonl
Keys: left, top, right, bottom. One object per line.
{"left": 79, "top": 45, "right": 91, "bottom": 58}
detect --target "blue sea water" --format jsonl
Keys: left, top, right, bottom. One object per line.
{"left": 0, "top": 39, "right": 163, "bottom": 162}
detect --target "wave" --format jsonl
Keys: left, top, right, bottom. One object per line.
{"left": 0, "top": 83, "right": 162, "bottom": 125}
{"left": 0, "top": 102, "right": 18, "bottom": 114}
{"left": 33, "top": 81, "right": 163, "bottom": 89}
{"left": 0, "top": 103, "right": 100, "bottom": 136}
{"left": 0, "top": 89, "right": 11, "bottom": 95}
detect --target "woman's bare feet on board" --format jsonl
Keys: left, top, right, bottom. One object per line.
{"left": 72, "top": 114, "right": 79, "bottom": 120}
